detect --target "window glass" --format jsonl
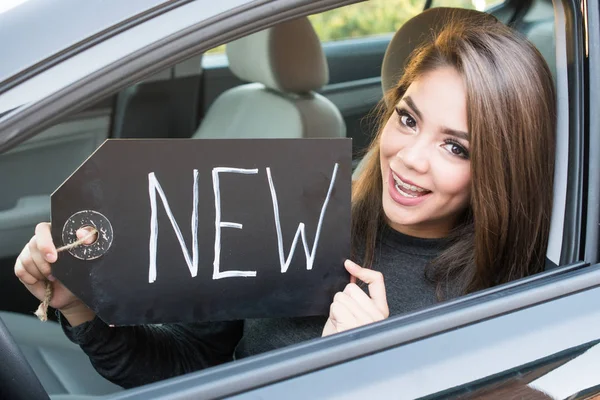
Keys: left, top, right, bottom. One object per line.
{"left": 430, "top": 0, "right": 505, "bottom": 10}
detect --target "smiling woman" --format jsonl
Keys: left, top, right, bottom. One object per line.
{"left": 351, "top": 11, "right": 556, "bottom": 304}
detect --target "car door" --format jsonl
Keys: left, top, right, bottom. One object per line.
{"left": 0, "top": 0, "right": 594, "bottom": 397}
{"left": 111, "top": 262, "right": 599, "bottom": 399}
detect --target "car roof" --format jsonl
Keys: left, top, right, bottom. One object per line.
{"left": 0, "top": 0, "right": 187, "bottom": 90}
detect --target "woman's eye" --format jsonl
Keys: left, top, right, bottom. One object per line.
{"left": 396, "top": 108, "right": 417, "bottom": 130}
{"left": 442, "top": 141, "right": 470, "bottom": 159}
{"left": 401, "top": 115, "right": 417, "bottom": 129}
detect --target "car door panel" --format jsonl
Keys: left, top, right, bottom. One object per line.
{"left": 0, "top": 111, "right": 110, "bottom": 258}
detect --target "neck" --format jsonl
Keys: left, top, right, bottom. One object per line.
{"left": 386, "top": 218, "right": 455, "bottom": 239}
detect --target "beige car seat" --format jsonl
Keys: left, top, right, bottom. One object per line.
{"left": 193, "top": 17, "right": 345, "bottom": 139}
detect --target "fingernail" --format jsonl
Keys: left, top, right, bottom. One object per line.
{"left": 46, "top": 253, "right": 56, "bottom": 262}
{"left": 48, "top": 275, "right": 56, "bottom": 282}
{"left": 345, "top": 259, "right": 357, "bottom": 267}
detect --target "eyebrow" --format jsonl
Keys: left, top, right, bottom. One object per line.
{"left": 401, "top": 96, "right": 422, "bottom": 120}
{"left": 441, "top": 127, "right": 470, "bottom": 141}
{"left": 400, "top": 96, "right": 470, "bottom": 141}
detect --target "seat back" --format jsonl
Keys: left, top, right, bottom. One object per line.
{"left": 193, "top": 18, "right": 345, "bottom": 139}
{"left": 516, "top": 0, "right": 556, "bottom": 81}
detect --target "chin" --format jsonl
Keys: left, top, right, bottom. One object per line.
{"left": 382, "top": 197, "right": 424, "bottom": 227}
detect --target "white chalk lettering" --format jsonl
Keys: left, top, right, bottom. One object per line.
{"left": 212, "top": 167, "right": 259, "bottom": 279}
{"left": 148, "top": 170, "right": 199, "bottom": 283}
{"left": 267, "top": 163, "right": 339, "bottom": 273}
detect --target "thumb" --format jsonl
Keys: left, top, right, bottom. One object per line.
{"left": 76, "top": 227, "right": 98, "bottom": 245}
{"left": 344, "top": 260, "right": 388, "bottom": 315}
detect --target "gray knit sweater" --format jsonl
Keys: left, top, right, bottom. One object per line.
{"left": 60, "top": 226, "right": 448, "bottom": 389}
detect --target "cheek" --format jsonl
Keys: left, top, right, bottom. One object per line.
{"left": 379, "top": 120, "right": 406, "bottom": 159}
{"left": 379, "top": 124, "right": 394, "bottom": 159}
{"left": 433, "top": 162, "right": 471, "bottom": 201}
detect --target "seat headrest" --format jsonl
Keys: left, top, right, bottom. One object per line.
{"left": 226, "top": 17, "right": 329, "bottom": 93}
{"left": 381, "top": 7, "right": 496, "bottom": 99}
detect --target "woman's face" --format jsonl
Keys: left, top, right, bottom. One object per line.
{"left": 379, "top": 66, "right": 471, "bottom": 238}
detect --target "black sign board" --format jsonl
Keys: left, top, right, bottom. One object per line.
{"left": 51, "top": 139, "right": 352, "bottom": 325}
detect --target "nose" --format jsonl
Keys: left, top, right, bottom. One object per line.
{"left": 397, "top": 135, "right": 430, "bottom": 174}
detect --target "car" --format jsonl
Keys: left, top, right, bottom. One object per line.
{"left": 0, "top": 0, "right": 598, "bottom": 398}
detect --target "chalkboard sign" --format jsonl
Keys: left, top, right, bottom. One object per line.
{"left": 51, "top": 139, "right": 352, "bottom": 325}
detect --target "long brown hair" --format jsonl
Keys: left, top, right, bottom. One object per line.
{"left": 352, "top": 12, "right": 556, "bottom": 297}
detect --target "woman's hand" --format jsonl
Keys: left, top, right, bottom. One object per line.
{"left": 14, "top": 222, "right": 96, "bottom": 326}
{"left": 322, "top": 260, "right": 389, "bottom": 337}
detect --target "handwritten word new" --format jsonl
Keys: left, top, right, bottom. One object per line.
{"left": 147, "top": 164, "right": 339, "bottom": 283}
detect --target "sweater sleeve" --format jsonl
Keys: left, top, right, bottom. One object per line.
{"left": 59, "top": 312, "right": 244, "bottom": 389}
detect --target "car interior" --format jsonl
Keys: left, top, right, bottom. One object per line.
{"left": 0, "top": 0, "right": 562, "bottom": 397}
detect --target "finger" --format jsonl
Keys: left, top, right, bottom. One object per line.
{"left": 343, "top": 283, "right": 386, "bottom": 321}
{"left": 329, "top": 300, "right": 357, "bottom": 333}
{"left": 20, "top": 279, "right": 48, "bottom": 302}
{"left": 35, "top": 222, "right": 57, "bottom": 263}
{"left": 333, "top": 291, "right": 374, "bottom": 325}
{"left": 28, "top": 236, "right": 54, "bottom": 280}
{"left": 18, "top": 246, "right": 45, "bottom": 282}
{"left": 344, "top": 260, "right": 388, "bottom": 316}
{"left": 343, "top": 259, "right": 357, "bottom": 284}
{"left": 76, "top": 227, "right": 98, "bottom": 245}
{"left": 14, "top": 257, "right": 39, "bottom": 285}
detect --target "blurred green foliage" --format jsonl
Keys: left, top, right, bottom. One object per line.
{"left": 206, "top": 0, "right": 503, "bottom": 54}
{"left": 308, "top": 0, "right": 426, "bottom": 42}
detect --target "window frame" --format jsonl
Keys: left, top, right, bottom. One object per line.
{"left": 0, "top": 0, "right": 194, "bottom": 94}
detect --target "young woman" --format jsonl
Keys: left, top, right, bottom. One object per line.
{"left": 14, "top": 10, "right": 555, "bottom": 388}
{"left": 322, "top": 11, "right": 556, "bottom": 335}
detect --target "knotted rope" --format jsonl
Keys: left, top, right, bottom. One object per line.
{"left": 34, "top": 228, "right": 98, "bottom": 321}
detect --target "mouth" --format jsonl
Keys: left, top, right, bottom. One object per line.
{"left": 391, "top": 171, "right": 431, "bottom": 198}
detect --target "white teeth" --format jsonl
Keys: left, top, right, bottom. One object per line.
{"left": 392, "top": 173, "right": 427, "bottom": 193}
{"left": 395, "top": 183, "right": 418, "bottom": 198}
